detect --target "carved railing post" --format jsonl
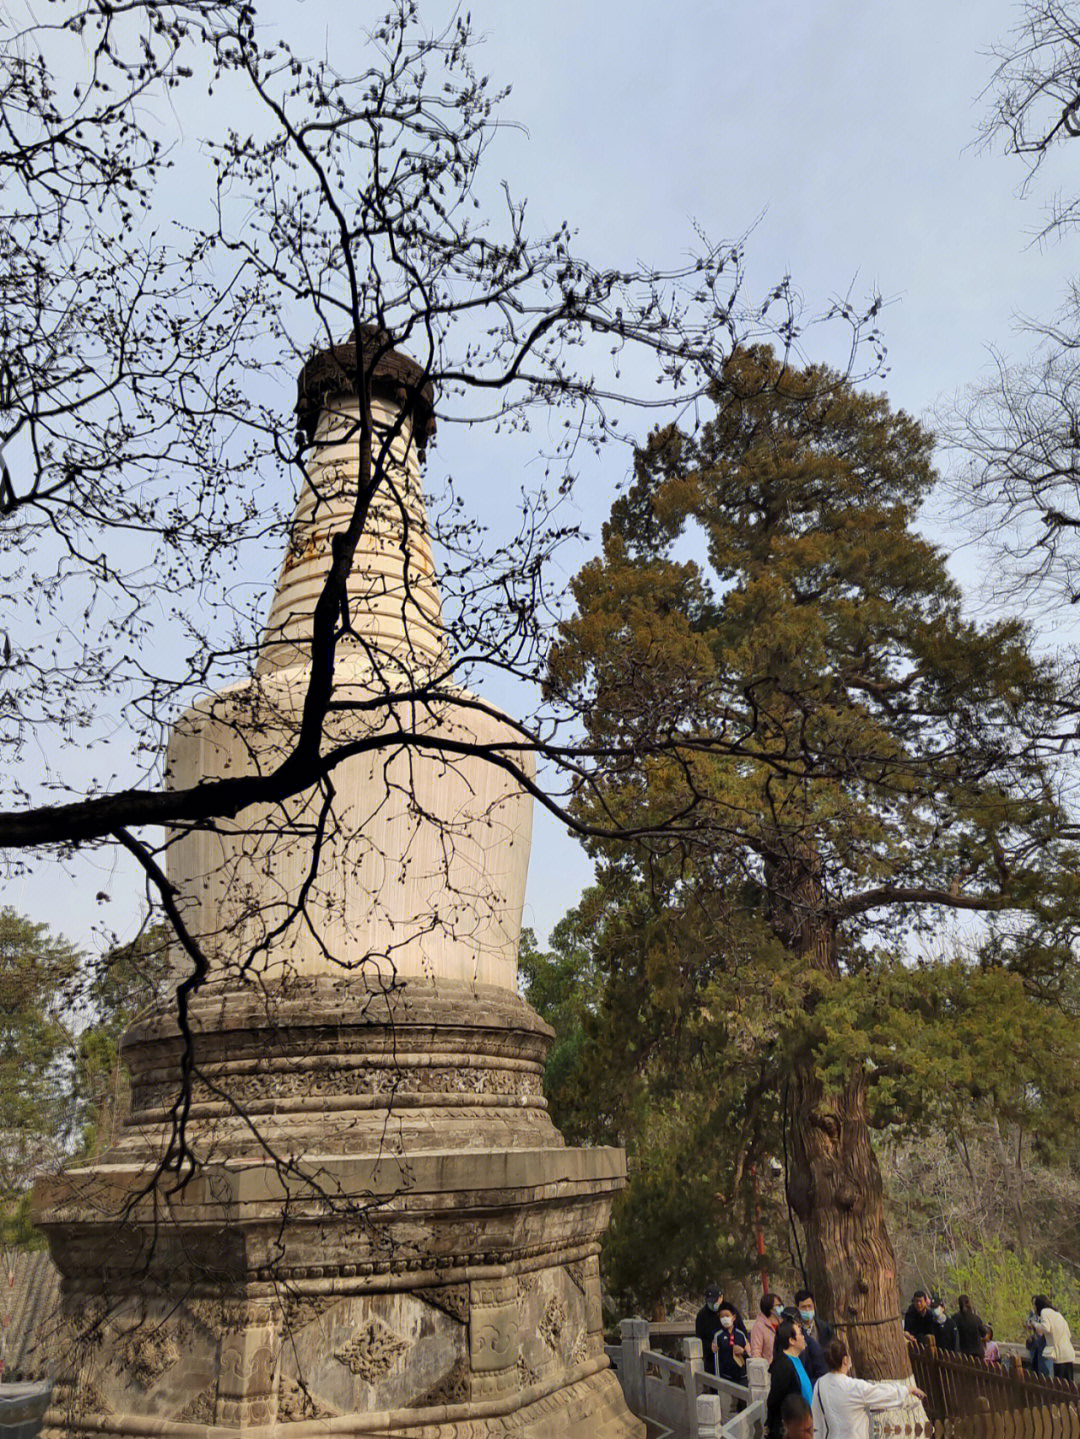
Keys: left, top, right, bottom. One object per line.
{"left": 696, "top": 1391, "right": 723, "bottom": 1438}
{"left": 747, "top": 1355, "right": 769, "bottom": 1408}
{"left": 683, "top": 1336, "right": 705, "bottom": 1434}
{"left": 620, "top": 1319, "right": 650, "bottom": 1417}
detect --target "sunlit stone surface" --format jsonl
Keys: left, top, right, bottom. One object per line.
{"left": 34, "top": 332, "right": 642, "bottom": 1438}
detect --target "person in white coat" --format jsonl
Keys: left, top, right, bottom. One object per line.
{"left": 1032, "top": 1295, "right": 1076, "bottom": 1382}
{"left": 810, "top": 1338, "right": 925, "bottom": 1439}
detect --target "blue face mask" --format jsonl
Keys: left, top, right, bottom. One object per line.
{"left": 799, "top": 1309, "right": 814, "bottom": 1324}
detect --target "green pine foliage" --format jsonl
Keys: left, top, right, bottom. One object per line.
{"left": 540, "top": 346, "right": 1080, "bottom": 1317}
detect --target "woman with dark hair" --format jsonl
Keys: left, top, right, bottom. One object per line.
{"left": 952, "top": 1294, "right": 985, "bottom": 1358}
{"left": 1032, "top": 1295, "right": 1075, "bottom": 1382}
{"left": 751, "top": 1293, "right": 782, "bottom": 1365}
{"left": 766, "top": 1321, "right": 814, "bottom": 1439}
{"left": 810, "top": 1338, "right": 924, "bottom": 1439}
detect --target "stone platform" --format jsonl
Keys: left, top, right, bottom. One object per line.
{"left": 34, "top": 977, "right": 643, "bottom": 1437}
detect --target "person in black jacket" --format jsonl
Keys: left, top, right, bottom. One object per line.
{"left": 931, "top": 1295, "right": 956, "bottom": 1351}
{"left": 792, "top": 1291, "right": 832, "bottom": 1382}
{"left": 951, "top": 1295, "right": 985, "bottom": 1357}
{"left": 794, "top": 1289, "right": 833, "bottom": 1349}
{"left": 696, "top": 1284, "right": 725, "bottom": 1376}
{"left": 903, "top": 1290, "right": 937, "bottom": 1347}
{"left": 767, "top": 1320, "right": 814, "bottom": 1439}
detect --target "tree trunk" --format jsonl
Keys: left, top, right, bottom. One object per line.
{"left": 785, "top": 1053, "right": 912, "bottom": 1381}
{"left": 766, "top": 852, "right": 910, "bottom": 1381}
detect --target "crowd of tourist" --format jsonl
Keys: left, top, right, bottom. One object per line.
{"left": 693, "top": 1282, "right": 1077, "bottom": 1439}
{"left": 694, "top": 1285, "right": 926, "bottom": 1439}
{"left": 902, "top": 1289, "right": 1075, "bottom": 1380}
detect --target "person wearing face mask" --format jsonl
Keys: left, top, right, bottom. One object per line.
{"left": 712, "top": 1301, "right": 751, "bottom": 1386}
{"left": 794, "top": 1288, "right": 832, "bottom": 1381}
{"left": 811, "top": 1338, "right": 924, "bottom": 1439}
{"left": 794, "top": 1289, "right": 833, "bottom": 1348}
{"left": 696, "top": 1284, "right": 725, "bottom": 1375}
{"left": 751, "top": 1293, "right": 783, "bottom": 1364}
{"left": 931, "top": 1296, "right": 956, "bottom": 1352}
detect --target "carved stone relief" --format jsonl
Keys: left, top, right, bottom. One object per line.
{"left": 280, "top": 1289, "right": 469, "bottom": 1419}
{"left": 119, "top": 1325, "right": 180, "bottom": 1390}
{"left": 410, "top": 1355, "right": 471, "bottom": 1407}
{"left": 419, "top": 1283, "right": 469, "bottom": 1324}
{"left": 539, "top": 1295, "right": 568, "bottom": 1354}
{"left": 277, "top": 1374, "right": 340, "bottom": 1422}
{"left": 333, "top": 1316, "right": 410, "bottom": 1384}
{"left": 565, "top": 1258, "right": 588, "bottom": 1295}
{"left": 219, "top": 1330, "right": 275, "bottom": 1387}
{"left": 176, "top": 1383, "right": 216, "bottom": 1424}
{"left": 281, "top": 1293, "right": 339, "bottom": 1337}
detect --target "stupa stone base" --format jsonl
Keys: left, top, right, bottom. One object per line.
{"left": 34, "top": 977, "right": 642, "bottom": 1438}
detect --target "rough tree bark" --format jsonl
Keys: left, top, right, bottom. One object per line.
{"left": 769, "top": 853, "right": 912, "bottom": 1381}
{"left": 787, "top": 1060, "right": 912, "bottom": 1381}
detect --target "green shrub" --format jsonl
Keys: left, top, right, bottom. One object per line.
{"left": 946, "top": 1238, "right": 1080, "bottom": 1343}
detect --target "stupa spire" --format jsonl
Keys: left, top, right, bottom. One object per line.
{"left": 258, "top": 327, "right": 443, "bottom": 679}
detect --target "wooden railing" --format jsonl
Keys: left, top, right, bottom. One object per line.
{"left": 911, "top": 1344, "right": 1080, "bottom": 1431}
{"left": 608, "top": 1322, "right": 1080, "bottom": 1439}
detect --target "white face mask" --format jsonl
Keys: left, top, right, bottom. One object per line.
{"left": 721, "top": 1316, "right": 734, "bottom": 1330}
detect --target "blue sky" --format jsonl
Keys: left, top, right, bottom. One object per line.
{"left": 8, "top": 0, "right": 1077, "bottom": 959}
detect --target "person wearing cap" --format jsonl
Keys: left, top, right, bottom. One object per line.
{"left": 696, "top": 1284, "right": 725, "bottom": 1375}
